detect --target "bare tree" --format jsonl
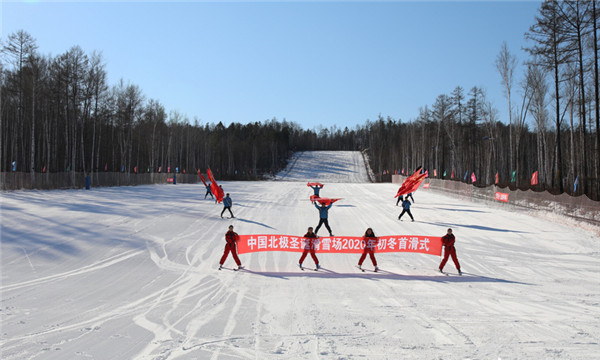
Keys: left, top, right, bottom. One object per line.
{"left": 525, "top": 0, "right": 570, "bottom": 192}
{"left": 495, "top": 41, "right": 517, "bottom": 175}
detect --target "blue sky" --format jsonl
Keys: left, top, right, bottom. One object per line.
{"left": 2, "top": 1, "right": 541, "bottom": 130}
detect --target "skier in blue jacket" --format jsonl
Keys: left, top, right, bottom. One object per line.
{"left": 221, "top": 193, "right": 235, "bottom": 218}
{"left": 398, "top": 198, "right": 414, "bottom": 221}
{"left": 310, "top": 184, "right": 322, "bottom": 196}
{"left": 314, "top": 202, "right": 333, "bottom": 236}
{"left": 205, "top": 183, "right": 214, "bottom": 199}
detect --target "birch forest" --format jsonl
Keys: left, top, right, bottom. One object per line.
{"left": 1, "top": 0, "right": 599, "bottom": 200}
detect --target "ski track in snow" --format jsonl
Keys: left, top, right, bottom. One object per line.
{"left": 1, "top": 151, "right": 599, "bottom": 359}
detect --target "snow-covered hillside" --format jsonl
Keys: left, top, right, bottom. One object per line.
{"left": 274, "top": 151, "right": 370, "bottom": 183}
{"left": 1, "top": 151, "right": 598, "bottom": 359}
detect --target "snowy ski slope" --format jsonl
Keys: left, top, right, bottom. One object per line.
{"left": 274, "top": 151, "right": 370, "bottom": 183}
{"left": 1, "top": 151, "right": 598, "bottom": 359}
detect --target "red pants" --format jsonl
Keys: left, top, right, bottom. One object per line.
{"left": 299, "top": 248, "right": 319, "bottom": 265}
{"left": 439, "top": 246, "right": 460, "bottom": 271}
{"left": 358, "top": 249, "right": 377, "bottom": 266}
{"left": 220, "top": 243, "right": 241, "bottom": 266}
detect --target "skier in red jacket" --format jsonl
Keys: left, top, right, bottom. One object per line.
{"left": 439, "top": 228, "right": 461, "bottom": 275}
{"left": 219, "top": 225, "right": 243, "bottom": 270}
{"left": 299, "top": 227, "right": 320, "bottom": 270}
{"left": 357, "top": 228, "right": 379, "bottom": 272}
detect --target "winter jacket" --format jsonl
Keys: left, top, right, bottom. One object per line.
{"left": 441, "top": 233, "right": 456, "bottom": 248}
{"left": 402, "top": 199, "right": 411, "bottom": 210}
{"left": 223, "top": 196, "right": 232, "bottom": 207}
{"left": 225, "top": 230, "right": 239, "bottom": 244}
{"left": 315, "top": 203, "right": 332, "bottom": 218}
{"left": 310, "top": 186, "right": 321, "bottom": 196}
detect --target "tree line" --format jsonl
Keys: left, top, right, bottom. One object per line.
{"left": 367, "top": 0, "right": 599, "bottom": 200}
{"left": 1, "top": 1, "right": 598, "bottom": 200}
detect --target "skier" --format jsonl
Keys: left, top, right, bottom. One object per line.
{"left": 439, "top": 228, "right": 461, "bottom": 275}
{"left": 398, "top": 198, "right": 415, "bottom": 221}
{"left": 309, "top": 184, "right": 323, "bottom": 196}
{"left": 205, "top": 182, "right": 214, "bottom": 199}
{"left": 215, "top": 185, "right": 224, "bottom": 204}
{"left": 299, "top": 226, "right": 320, "bottom": 270}
{"left": 357, "top": 228, "right": 379, "bottom": 272}
{"left": 221, "top": 193, "right": 235, "bottom": 218}
{"left": 396, "top": 194, "right": 404, "bottom": 206}
{"left": 219, "top": 225, "right": 243, "bottom": 270}
{"left": 314, "top": 201, "right": 333, "bottom": 236}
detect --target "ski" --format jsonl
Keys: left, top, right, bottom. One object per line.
{"left": 219, "top": 266, "right": 244, "bottom": 271}
{"left": 437, "top": 269, "right": 449, "bottom": 276}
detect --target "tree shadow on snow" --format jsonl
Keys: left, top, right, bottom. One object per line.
{"left": 240, "top": 268, "right": 531, "bottom": 285}
{"left": 418, "top": 221, "right": 532, "bottom": 234}
{"left": 234, "top": 218, "right": 275, "bottom": 229}
{"left": 433, "top": 207, "right": 489, "bottom": 214}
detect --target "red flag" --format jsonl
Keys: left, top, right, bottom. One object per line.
{"left": 395, "top": 170, "right": 426, "bottom": 198}
{"left": 197, "top": 171, "right": 207, "bottom": 186}
{"left": 471, "top": 173, "right": 477, "bottom": 183}
{"left": 495, "top": 172, "right": 499, "bottom": 184}
{"left": 42, "top": 165, "right": 46, "bottom": 173}
{"left": 307, "top": 182, "right": 324, "bottom": 187}
{"left": 104, "top": 163, "right": 108, "bottom": 172}
{"left": 207, "top": 168, "right": 224, "bottom": 203}
{"left": 451, "top": 170, "right": 454, "bottom": 179}
{"left": 311, "top": 196, "right": 341, "bottom": 206}
{"left": 531, "top": 171, "right": 538, "bottom": 185}
{"left": 134, "top": 166, "right": 138, "bottom": 174}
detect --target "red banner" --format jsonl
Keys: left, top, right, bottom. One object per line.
{"left": 495, "top": 192, "right": 509, "bottom": 202}
{"left": 423, "top": 183, "right": 431, "bottom": 189}
{"left": 236, "top": 234, "right": 442, "bottom": 256}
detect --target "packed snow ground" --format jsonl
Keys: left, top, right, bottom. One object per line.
{"left": 1, "top": 151, "right": 599, "bottom": 360}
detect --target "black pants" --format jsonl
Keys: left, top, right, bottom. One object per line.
{"left": 396, "top": 196, "right": 403, "bottom": 206}
{"left": 398, "top": 209, "right": 414, "bottom": 221}
{"left": 315, "top": 218, "right": 332, "bottom": 236}
{"left": 205, "top": 189, "right": 214, "bottom": 199}
{"left": 221, "top": 206, "right": 234, "bottom": 218}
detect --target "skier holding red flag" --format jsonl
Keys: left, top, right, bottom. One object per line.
{"left": 198, "top": 171, "right": 214, "bottom": 199}
{"left": 298, "top": 226, "right": 320, "bottom": 270}
{"left": 204, "top": 183, "right": 213, "bottom": 199}
{"left": 308, "top": 182, "right": 323, "bottom": 196}
{"left": 314, "top": 202, "right": 334, "bottom": 237}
